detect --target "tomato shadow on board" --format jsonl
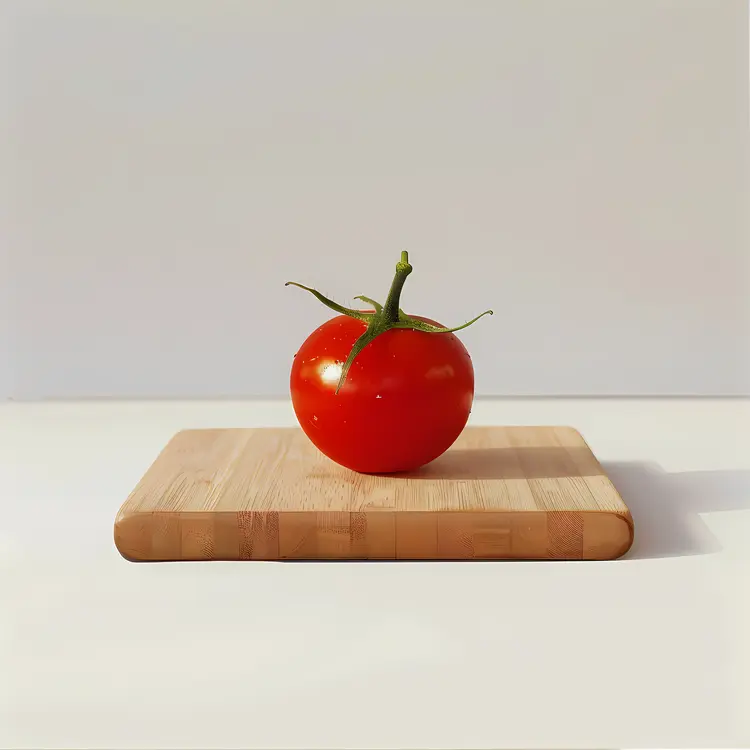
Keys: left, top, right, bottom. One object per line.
{"left": 388, "top": 446, "right": 604, "bottom": 481}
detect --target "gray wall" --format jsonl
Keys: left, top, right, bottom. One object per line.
{"left": 3, "top": 0, "right": 748, "bottom": 399}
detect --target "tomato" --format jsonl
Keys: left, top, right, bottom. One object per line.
{"left": 287, "top": 252, "right": 492, "bottom": 474}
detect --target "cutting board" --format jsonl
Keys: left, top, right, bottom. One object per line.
{"left": 114, "top": 426, "right": 633, "bottom": 561}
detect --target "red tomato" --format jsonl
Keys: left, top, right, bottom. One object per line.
{"left": 290, "top": 314, "right": 475, "bottom": 474}
{"left": 287, "top": 252, "right": 491, "bottom": 474}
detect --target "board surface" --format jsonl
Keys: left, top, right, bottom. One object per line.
{"left": 114, "top": 426, "right": 634, "bottom": 561}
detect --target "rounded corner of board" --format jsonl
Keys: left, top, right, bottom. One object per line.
{"left": 613, "top": 510, "right": 635, "bottom": 559}
{"left": 557, "top": 424, "right": 588, "bottom": 444}
{"left": 113, "top": 512, "right": 150, "bottom": 562}
{"left": 585, "top": 510, "right": 635, "bottom": 560}
{"left": 168, "top": 427, "right": 200, "bottom": 442}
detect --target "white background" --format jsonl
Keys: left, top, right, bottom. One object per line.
{"left": 2, "top": 0, "right": 748, "bottom": 399}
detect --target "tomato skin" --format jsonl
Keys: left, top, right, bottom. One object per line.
{"left": 290, "top": 313, "right": 474, "bottom": 474}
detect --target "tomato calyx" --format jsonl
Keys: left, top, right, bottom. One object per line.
{"left": 285, "top": 251, "right": 493, "bottom": 393}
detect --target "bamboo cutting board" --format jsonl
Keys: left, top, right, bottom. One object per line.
{"left": 114, "top": 426, "right": 633, "bottom": 561}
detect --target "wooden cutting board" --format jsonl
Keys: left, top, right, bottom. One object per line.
{"left": 114, "top": 426, "right": 633, "bottom": 561}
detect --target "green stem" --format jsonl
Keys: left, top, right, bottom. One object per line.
{"left": 381, "top": 251, "right": 412, "bottom": 323}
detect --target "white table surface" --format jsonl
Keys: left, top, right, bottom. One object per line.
{"left": 2, "top": 398, "right": 749, "bottom": 750}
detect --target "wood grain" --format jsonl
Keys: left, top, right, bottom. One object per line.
{"left": 114, "top": 427, "right": 634, "bottom": 561}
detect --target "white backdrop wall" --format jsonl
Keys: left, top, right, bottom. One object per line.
{"left": 2, "top": 0, "right": 748, "bottom": 399}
